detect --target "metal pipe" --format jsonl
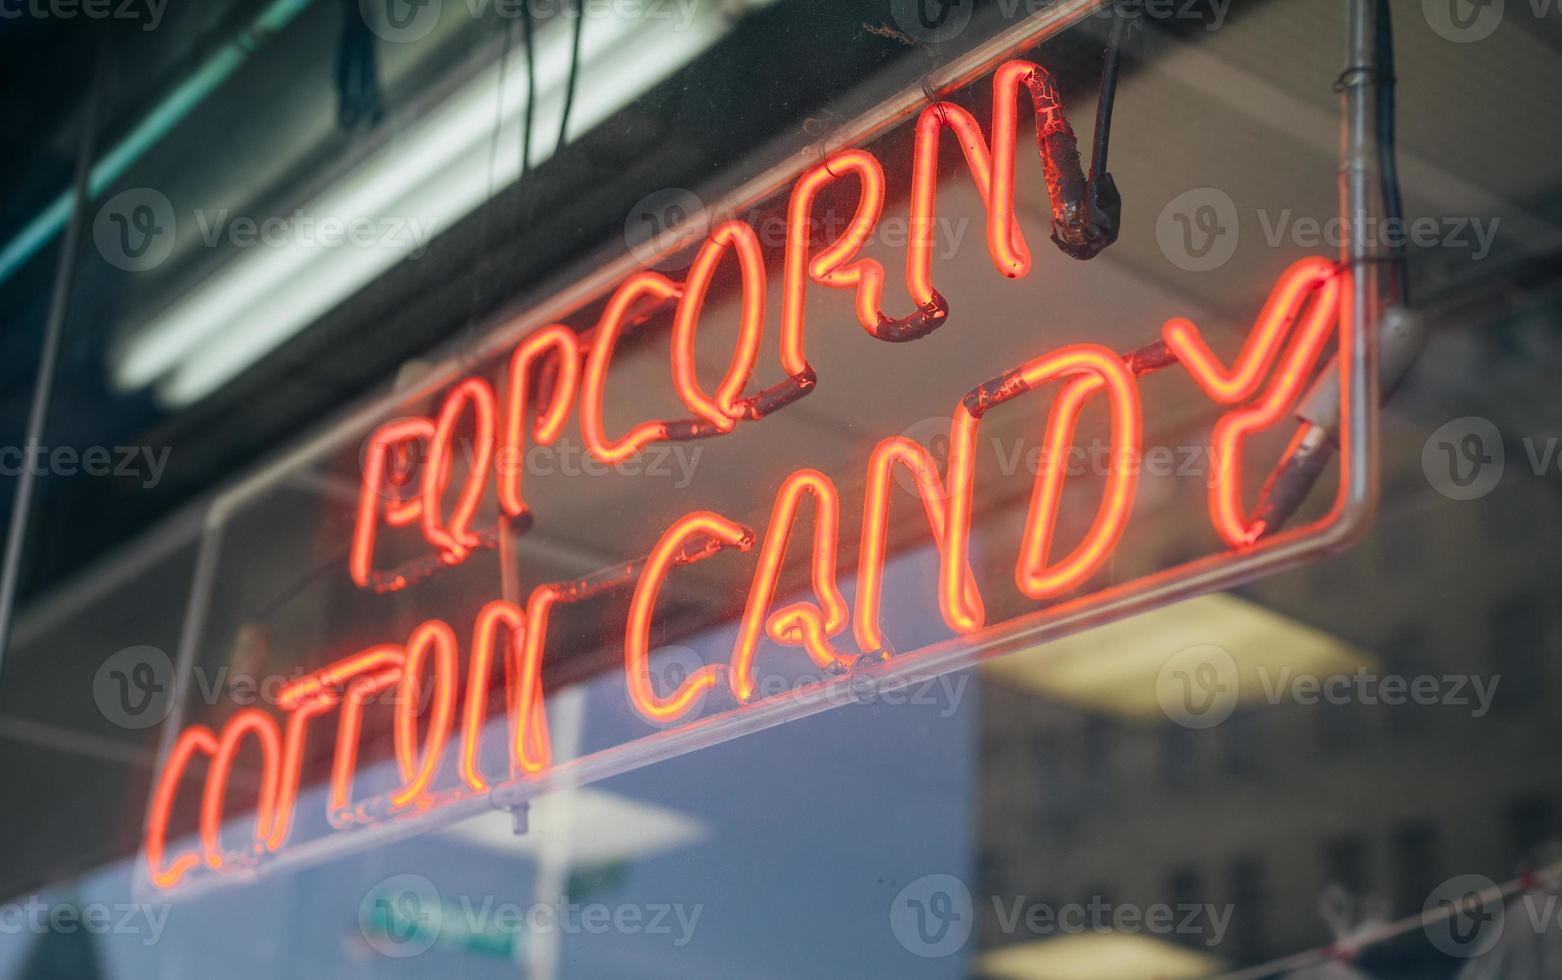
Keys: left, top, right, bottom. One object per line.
{"left": 0, "top": 37, "right": 107, "bottom": 673}
{"left": 1340, "top": 0, "right": 1383, "bottom": 536}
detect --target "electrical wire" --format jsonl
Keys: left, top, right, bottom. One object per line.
{"left": 519, "top": 1, "right": 536, "bottom": 179}
{"left": 1090, "top": 0, "right": 1135, "bottom": 185}
{"left": 1376, "top": 0, "right": 1410, "bottom": 306}
{"left": 557, "top": 0, "right": 586, "bottom": 156}
{"left": 336, "top": 0, "right": 383, "bottom": 129}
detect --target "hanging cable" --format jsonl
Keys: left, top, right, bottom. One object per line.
{"left": 519, "top": 1, "right": 537, "bottom": 179}
{"left": 1375, "top": 0, "right": 1410, "bottom": 306}
{"left": 1047, "top": 0, "right": 1136, "bottom": 260}
{"left": 336, "top": 0, "right": 384, "bottom": 129}
{"left": 556, "top": 0, "right": 586, "bottom": 156}
{"left": 1089, "top": 1, "right": 1132, "bottom": 188}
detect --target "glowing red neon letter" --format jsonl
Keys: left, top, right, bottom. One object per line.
{"left": 944, "top": 344, "right": 1142, "bottom": 622}
{"left": 671, "top": 220, "right": 767, "bottom": 432}
{"left": 1163, "top": 257, "right": 1341, "bottom": 545}
{"left": 855, "top": 437, "right": 985, "bottom": 653}
{"left": 198, "top": 709, "right": 283, "bottom": 871}
{"left": 500, "top": 325, "right": 580, "bottom": 519}
{"left": 391, "top": 619, "right": 459, "bottom": 808}
{"left": 730, "top": 470, "right": 854, "bottom": 703}
{"left": 145, "top": 727, "right": 218, "bottom": 889}
{"left": 351, "top": 418, "right": 435, "bottom": 590}
{"left": 626, "top": 512, "right": 754, "bottom": 724}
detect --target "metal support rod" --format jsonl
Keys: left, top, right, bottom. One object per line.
{"left": 1340, "top": 0, "right": 1383, "bottom": 534}
{"left": 0, "top": 39, "right": 106, "bottom": 673}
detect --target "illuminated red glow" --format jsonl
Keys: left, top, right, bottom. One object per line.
{"left": 1163, "top": 258, "right": 1341, "bottom": 546}
{"left": 345, "top": 60, "right": 1105, "bottom": 589}
{"left": 351, "top": 419, "right": 436, "bottom": 591}
{"left": 391, "top": 620, "right": 459, "bottom": 808}
{"left": 149, "top": 262, "right": 1343, "bottom": 886}
{"left": 672, "top": 220, "right": 767, "bottom": 431}
{"left": 500, "top": 325, "right": 580, "bottom": 519}
{"left": 151, "top": 53, "right": 1352, "bottom": 891}
{"left": 944, "top": 345, "right": 1143, "bottom": 631}
{"left": 423, "top": 379, "right": 497, "bottom": 564}
{"left": 730, "top": 470, "right": 856, "bottom": 703}
{"left": 855, "top": 438, "right": 984, "bottom": 655}
{"left": 581, "top": 271, "right": 684, "bottom": 463}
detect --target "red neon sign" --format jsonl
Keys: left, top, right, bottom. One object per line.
{"left": 143, "top": 49, "right": 1364, "bottom": 892}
